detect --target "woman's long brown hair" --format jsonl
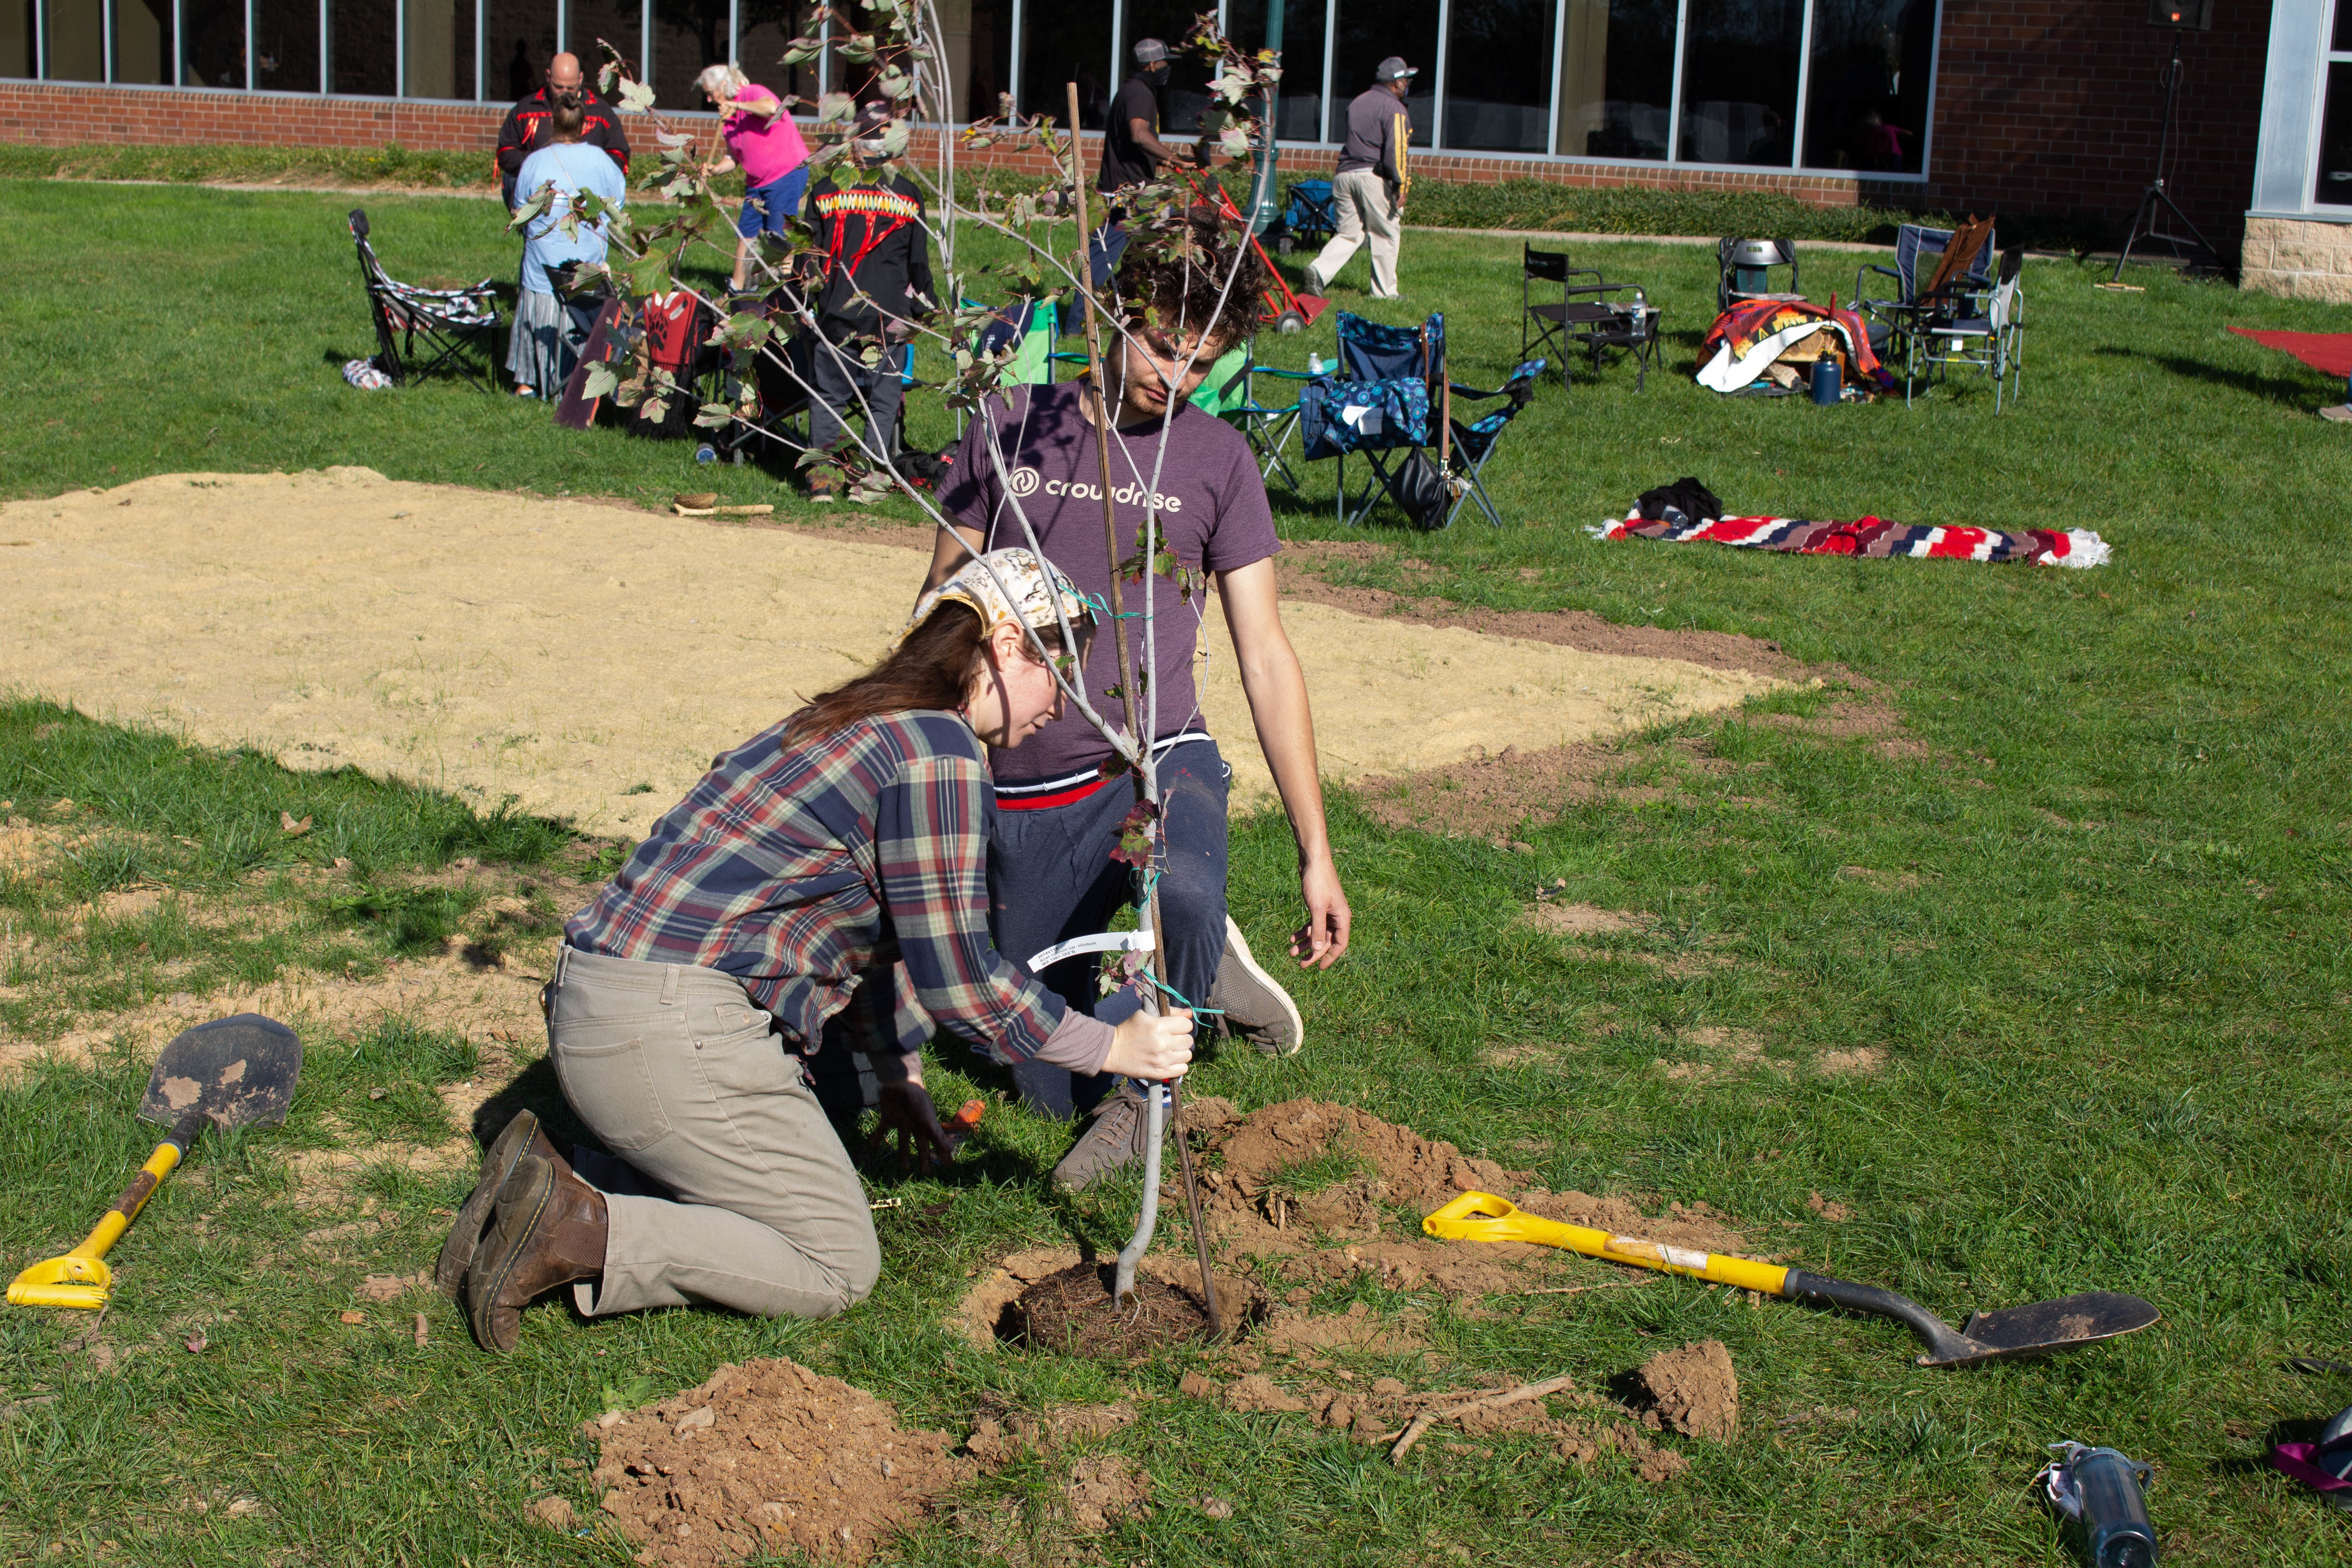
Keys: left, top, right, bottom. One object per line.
{"left": 783, "top": 603, "right": 1076, "bottom": 746}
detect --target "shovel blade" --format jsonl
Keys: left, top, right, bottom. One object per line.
{"left": 1920, "top": 1291, "right": 2163, "bottom": 1369}
{"left": 138, "top": 1014, "right": 302, "bottom": 1132}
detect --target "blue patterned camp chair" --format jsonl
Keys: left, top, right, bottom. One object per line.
{"left": 1302, "top": 312, "right": 1543, "bottom": 529}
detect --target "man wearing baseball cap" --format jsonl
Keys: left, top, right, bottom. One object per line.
{"left": 1304, "top": 56, "right": 1417, "bottom": 301}
{"left": 1098, "top": 37, "right": 1200, "bottom": 201}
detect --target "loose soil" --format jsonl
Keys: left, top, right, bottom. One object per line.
{"left": 1, "top": 469, "right": 1781, "bottom": 828}
{"left": 587, "top": 1356, "right": 969, "bottom": 1566}
{"left": 1005, "top": 1264, "right": 1233, "bottom": 1358}
{"left": 1629, "top": 1339, "right": 1741, "bottom": 1442}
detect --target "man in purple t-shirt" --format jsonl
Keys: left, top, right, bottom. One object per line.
{"left": 924, "top": 212, "right": 1352, "bottom": 1187}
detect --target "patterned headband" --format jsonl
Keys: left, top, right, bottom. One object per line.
{"left": 904, "top": 547, "right": 1102, "bottom": 645}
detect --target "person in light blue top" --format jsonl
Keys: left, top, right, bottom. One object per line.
{"left": 505, "top": 96, "right": 627, "bottom": 398}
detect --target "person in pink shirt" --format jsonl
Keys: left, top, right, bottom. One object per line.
{"left": 698, "top": 64, "right": 813, "bottom": 289}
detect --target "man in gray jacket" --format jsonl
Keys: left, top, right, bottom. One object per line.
{"left": 1304, "top": 57, "right": 1416, "bottom": 301}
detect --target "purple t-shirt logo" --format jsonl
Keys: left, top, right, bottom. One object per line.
{"left": 937, "top": 384, "right": 1281, "bottom": 785}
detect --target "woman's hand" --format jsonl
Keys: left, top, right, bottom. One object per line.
{"left": 873, "top": 1081, "right": 958, "bottom": 1173}
{"left": 1102, "top": 1009, "right": 1195, "bottom": 1081}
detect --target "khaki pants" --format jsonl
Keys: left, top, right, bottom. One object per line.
{"left": 545, "top": 946, "right": 879, "bottom": 1320}
{"left": 1309, "top": 168, "right": 1403, "bottom": 300}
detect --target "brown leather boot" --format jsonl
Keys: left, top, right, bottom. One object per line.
{"left": 465, "top": 1149, "right": 608, "bottom": 1353}
{"left": 434, "top": 1110, "right": 563, "bottom": 1297}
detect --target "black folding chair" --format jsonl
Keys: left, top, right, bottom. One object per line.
{"left": 1717, "top": 237, "right": 1803, "bottom": 312}
{"left": 348, "top": 209, "right": 502, "bottom": 390}
{"left": 1521, "top": 244, "right": 1660, "bottom": 390}
{"left": 1854, "top": 218, "right": 1999, "bottom": 407}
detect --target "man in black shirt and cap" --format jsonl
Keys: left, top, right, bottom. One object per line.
{"left": 1304, "top": 56, "right": 1416, "bottom": 301}
{"left": 1097, "top": 37, "right": 1200, "bottom": 204}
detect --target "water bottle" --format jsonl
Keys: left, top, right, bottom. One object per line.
{"left": 1308, "top": 353, "right": 1326, "bottom": 376}
{"left": 1810, "top": 355, "right": 1842, "bottom": 406}
{"left": 694, "top": 444, "right": 718, "bottom": 465}
{"left": 2044, "top": 1443, "right": 2158, "bottom": 1568}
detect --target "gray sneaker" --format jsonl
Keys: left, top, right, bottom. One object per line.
{"left": 1209, "top": 916, "right": 1303, "bottom": 1057}
{"left": 1051, "top": 1083, "right": 1152, "bottom": 1191}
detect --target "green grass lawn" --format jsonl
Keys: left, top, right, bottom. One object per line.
{"left": 2, "top": 179, "right": 2350, "bottom": 1565}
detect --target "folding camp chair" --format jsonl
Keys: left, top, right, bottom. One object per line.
{"left": 1921, "top": 246, "right": 2026, "bottom": 412}
{"left": 1521, "top": 244, "right": 1661, "bottom": 390}
{"left": 1305, "top": 312, "right": 1542, "bottom": 529}
{"left": 1717, "top": 238, "right": 1803, "bottom": 313}
{"left": 1274, "top": 179, "right": 1337, "bottom": 255}
{"left": 1854, "top": 218, "right": 1998, "bottom": 407}
{"left": 348, "top": 208, "right": 502, "bottom": 390}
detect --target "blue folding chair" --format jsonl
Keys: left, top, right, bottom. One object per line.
{"left": 1302, "top": 312, "right": 1544, "bottom": 529}
{"left": 1275, "top": 179, "right": 1337, "bottom": 255}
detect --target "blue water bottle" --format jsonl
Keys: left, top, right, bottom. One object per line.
{"left": 2043, "top": 1442, "right": 2158, "bottom": 1568}
{"left": 1810, "top": 355, "right": 1842, "bottom": 405}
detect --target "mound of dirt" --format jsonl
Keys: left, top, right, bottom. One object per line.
{"left": 1631, "top": 1340, "right": 1740, "bottom": 1442}
{"left": 1192, "top": 1098, "right": 1750, "bottom": 1269}
{"left": 587, "top": 1357, "right": 969, "bottom": 1565}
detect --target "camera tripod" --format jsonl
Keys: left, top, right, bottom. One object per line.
{"left": 2112, "top": 29, "right": 2223, "bottom": 280}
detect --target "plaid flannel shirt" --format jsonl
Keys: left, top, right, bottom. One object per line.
{"left": 564, "top": 710, "right": 1065, "bottom": 1064}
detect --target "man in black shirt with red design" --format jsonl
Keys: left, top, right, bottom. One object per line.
{"left": 496, "top": 51, "right": 631, "bottom": 208}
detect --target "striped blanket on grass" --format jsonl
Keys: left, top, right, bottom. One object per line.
{"left": 1589, "top": 510, "right": 2109, "bottom": 568}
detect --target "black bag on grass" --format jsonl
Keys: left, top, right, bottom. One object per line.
{"left": 1384, "top": 449, "right": 1456, "bottom": 531}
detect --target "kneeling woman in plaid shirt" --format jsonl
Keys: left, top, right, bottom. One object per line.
{"left": 438, "top": 549, "right": 1197, "bottom": 1352}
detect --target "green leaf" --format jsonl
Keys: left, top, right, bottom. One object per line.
{"left": 581, "top": 361, "right": 622, "bottom": 402}
{"left": 616, "top": 78, "right": 657, "bottom": 114}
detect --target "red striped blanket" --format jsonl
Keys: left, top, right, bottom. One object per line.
{"left": 1589, "top": 510, "right": 2109, "bottom": 568}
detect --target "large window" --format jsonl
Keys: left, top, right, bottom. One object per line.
{"left": 181, "top": 0, "right": 245, "bottom": 88}
{"left": 933, "top": 0, "right": 1014, "bottom": 123}
{"left": 486, "top": 1, "right": 558, "bottom": 102}
{"left": 116, "top": 0, "right": 176, "bottom": 84}
{"left": 257, "top": 0, "right": 322, "bottom": 93}
{"left": 2321, "top": 61, "right": 2352, "bottom": 208}
{"left": 44, "top": 2, "right": 105, "bottom": 81}
{"left": 1020, "top": 0, "right": 1113, "bottom": 128}
{"left": 730, "top": 5, "right": 819, "bottom": 115}
{"left": 1801, "top": 0, "right": 1933, "bottom": 173}
{"left": 1677, "top": 0, "right": 1803, "bottom": 166}
{"left": 1558, "top": 0, "right": 1673, "bottom": 159}
{"left": 1327, "top": 0, "right": 1434, "bottom": 145}
{"left": 1228, "top": 0, "right": 1327, "bottom": 145}
{"left": 1445, "top": 0, "right": 1555, "bottom": 152}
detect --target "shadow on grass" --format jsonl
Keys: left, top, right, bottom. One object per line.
{"left": 2091, "top": 343, "right": 2334, "bottom": 407}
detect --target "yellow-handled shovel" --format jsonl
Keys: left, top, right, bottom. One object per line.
{"left": 1424, "top": 1191, "right": 2159, "bottom": 1369}
{"left": 9, "top": 1014, "right": 302, "bottom": 1311}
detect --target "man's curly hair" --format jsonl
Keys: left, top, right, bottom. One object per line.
{"left": 1112, "top": 205, "right": 1271, "bottom": 355}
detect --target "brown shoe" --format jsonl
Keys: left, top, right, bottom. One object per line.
{"left": 434, "top": 1110, "right": 560, "bottom": 1297}
{"left": 465, "top": 1150, "right": 608, "bottom": 1353}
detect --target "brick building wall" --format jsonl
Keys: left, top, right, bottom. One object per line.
{"left": 1921, "top": 0, "right": 2272, "bottom": 251}
{"left": 0, "top": 79, "right": 1899, "bottom": 208}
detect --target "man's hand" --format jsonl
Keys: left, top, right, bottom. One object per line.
{"left": 873, "top": 1080, "right": 959, "bottom": 1173}
{"left": 1292, "top": 855, "right": 1352, "bottom": 969}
